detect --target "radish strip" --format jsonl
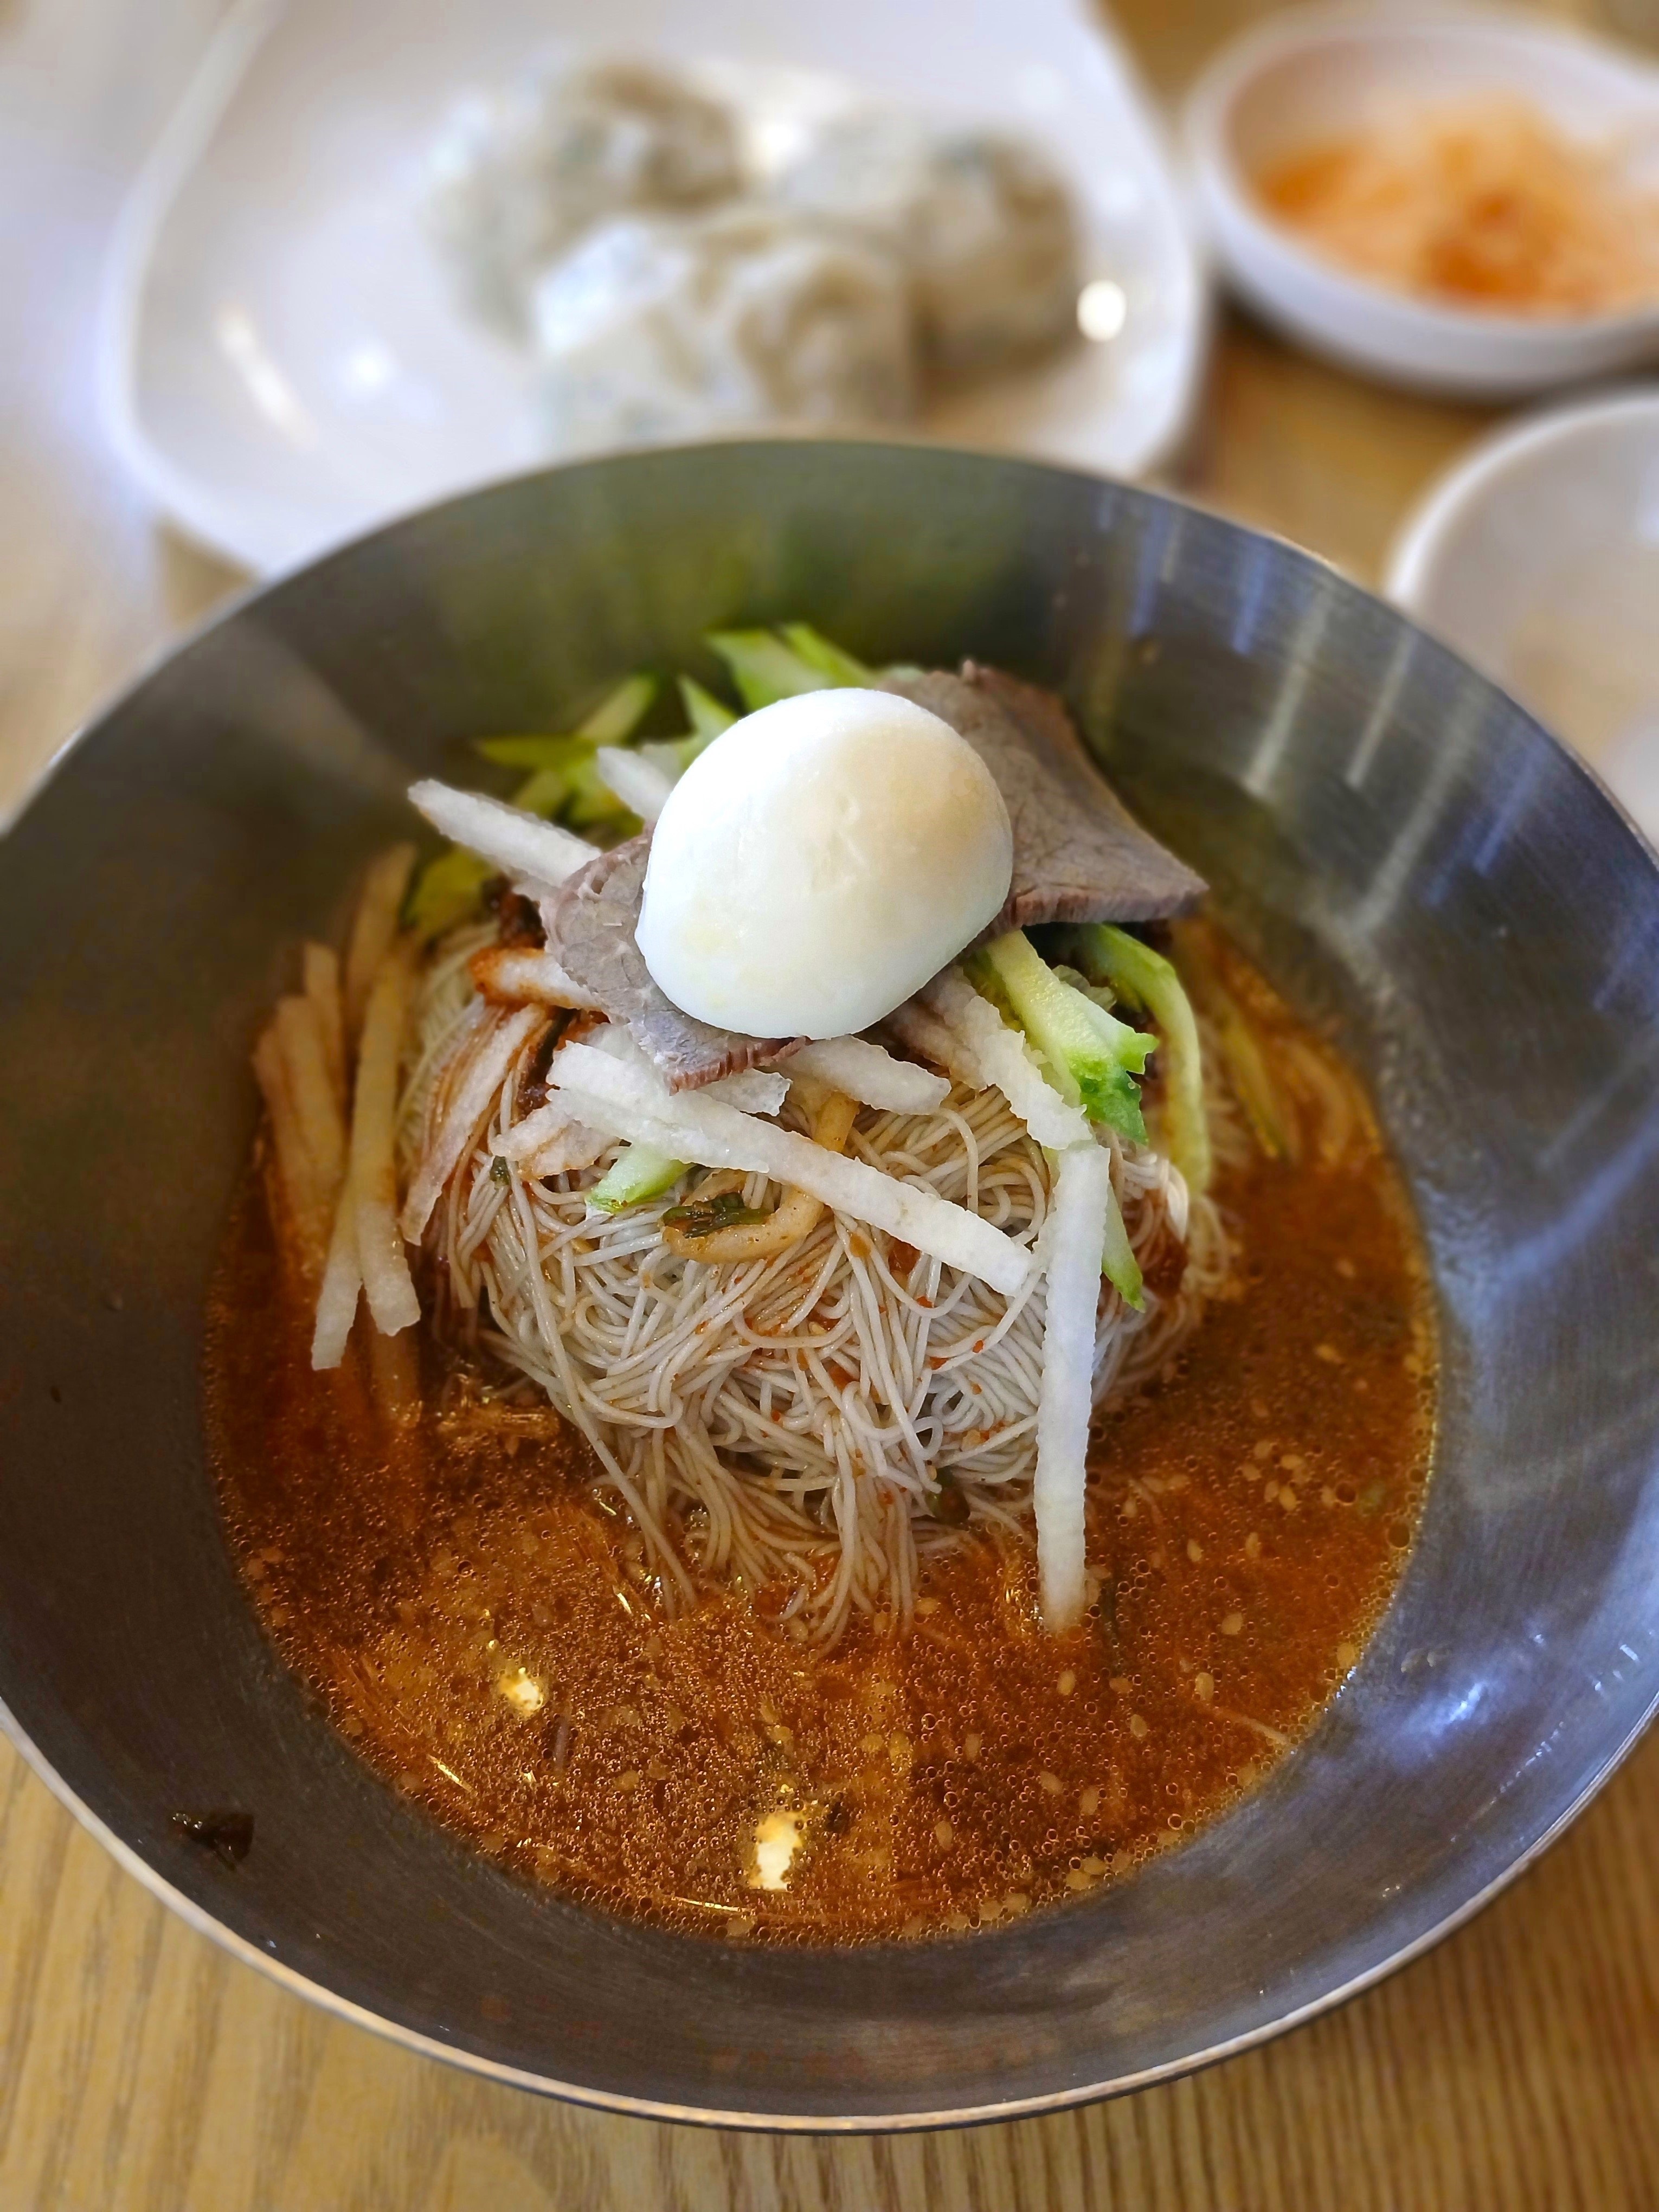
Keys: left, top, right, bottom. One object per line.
{"left": 408, "top": 781, "right": 599, "bottom": 888}
{"left": 401, "top": 1005, "right": 544, "bottom": 1242}
{"left": 524, "top": 1117, "right": 613, "bottom": 1179}
{"left": 344, "top": 845, "right": 416, "bottom": 1041}
{"left": 254, "top": 1026, "right": 326, "bottom": 1273}
{"left": 549, "top": 1041, "right": 1037, "bottom": 1296}
{"left": 595, "top": 745, "right": 673, "bottom": 824}
{"left": 302, "top": 942, "right": 346, "bottom": 1110}
{"left": 352, "top": 954, "right": 421, "bottom": 1336}
{"left": 924, "top": 967, "right": 1092, "bottom": 1152}
{"left": 274, "top": 995, "right": 346, "bottom": 1210}
{"left": 584, "top": 1023, "right": 789, "bottom": 1115}
{"left": 783, "top": 1036, "right": 949, "bottom": 1114}
{"left": 311, "top": 1176, "right": 362, "bottom": 1369}
{"left": 884, "top": 996, "right": 981, "bottom": 1088}
{"left": 468, "top": 946, "right": 603, "bottom": 1011}
{"left": 1034, "top": 1143, "right": 1112, "bottom": 1632}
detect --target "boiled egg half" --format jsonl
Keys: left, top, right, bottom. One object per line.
{"left": 636, "top": 688, "right": 1013, "bottom": 1039}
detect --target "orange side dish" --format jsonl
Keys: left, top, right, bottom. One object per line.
{"left": 1256, "top": 94, "right": 1659, "bottom": 317}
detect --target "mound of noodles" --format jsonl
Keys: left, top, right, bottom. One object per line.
{"left": 400, "top": 924, "right": 1234, "bottom": 1646}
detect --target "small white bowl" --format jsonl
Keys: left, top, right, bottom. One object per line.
{"left": 1185, "top": 4, "right": 1659, "bottom": 398}
{"left": 1386, "top": 385, "right": 1659, "bottom": 839}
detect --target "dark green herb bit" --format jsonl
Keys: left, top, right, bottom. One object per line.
{"left": 490, "top": 1156, "right": 511, "bottom": 1186}
{"left": 661, "top": 1191, "right": 768, "bottom": 1236}
{"left": 930, "top": 1472, "right": 972, "bottom": 1526}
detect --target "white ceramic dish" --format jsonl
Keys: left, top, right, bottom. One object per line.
{"left": 101, "top": 0, "right": 1205, "bottom": 576}
{"left": 1185, "top": 3, "right": 1659, "bottom": 399}
{"left": 1386, "top": 385, "right": 1659, "bottom": 840}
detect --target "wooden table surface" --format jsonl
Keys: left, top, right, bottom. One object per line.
{"left": 4, "top": 2, "right": 1656, "bottom": 2204}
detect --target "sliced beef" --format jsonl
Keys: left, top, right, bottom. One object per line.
{"left": 880, "top": 663, "right": 1204, "bottom": 931}
{"left": 544, "top": 835, "right": 799, "bottom": 1092}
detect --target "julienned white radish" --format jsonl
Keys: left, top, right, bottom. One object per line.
{"left": 274, "top": 995, "right": 347, "bottom": 1206}
{"left": 1034, "top": 1141, "right": 1113, "bottom": 1631}
{"left": 311, "top": 1174, "right": 362, "bottom": 1368}
{"left": 783, "top": 1035, "right": 949, "bottom": 1114}
{"left": 344, "top": 845, "right": 416, "bottom": 1042}
{"left": 254, "top": 1027, "right": 328, "bottom": 1277}
{"left": 548, "top": 1040, "right": 1037, "bottom": 1297}
{"left": 401, "top": 1004, "right": 545, "bottom": 1242}
{"left": 884, "top": 995, "right": 982, "bottom": 1089}
{"left": 584, "top": 1023, "right": 790, "bottom": 1116}
{"left": 468, "top": 945, "right": 603, "bottom": 1011}
{"left": 523, "top": 1114, "right": 612, "bottom": 1179}
{"left": 924, "top": 967, "right": 1092, "bottom": 1152}
{"left": 408, "top": 781, "right": 599, "bottom": 889}
{"left": 301, "top": 942, "right": 346, "bottom": 1111}
{"left": 594, "top": 745, "right": 674, "bottom": 824}
{"left": 351, "top": 953, "right": 421, "bottom": 1337}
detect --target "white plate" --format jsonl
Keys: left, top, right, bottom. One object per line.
{"left": 101, "top": 0, "right": 1206, "bottom": 576}
{"left": 1185, "top": 4, "right": 1659, "bottom": 399}
{"left": 1386, "top": 386, "right": 1659, "bottom": 841}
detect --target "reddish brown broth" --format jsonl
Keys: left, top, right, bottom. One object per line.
{"left": 204, "top": 940, "right": 1434, "bottom": 1943}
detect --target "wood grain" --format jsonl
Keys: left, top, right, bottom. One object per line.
{"left": 3, "top": 0, "right": 1656, "bottom": 2204}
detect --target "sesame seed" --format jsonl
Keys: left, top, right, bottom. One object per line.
{"left": 1264, "top": 1481, "right": 1280, "bottom": 1502}
{"left": 1186, "top": 1539, "right": 1204, "bottom": 1562}
{"left": 861, "top": 1733, "right": 885, "bottom": 1756}
{"left": 1038, "top": 1771, "right": 1063, "bottom": 1796}
{"left": 1315, "top": 1342, "right": 1343, "bottom": 1364}
{"left": 1244, "top": 1533, "right": 1262, "bottom": 1559}
{"left": 1128, "top": 1713, "right": 1149, "bottom": 1741}
{"left": 1079, "top": 1785, "right": 1102, "bottom": 1816}
{"left": 1057, "top": 1669, "right": 1077, "bottom": 1696}
{"left": 1193, "top": 1671, "right": 1215, "bottom": 1702}
{"left": 915, "top": 1596, "right": 941, "bottom": 1616}
{"left": 1108, "top": 1675, "right": 1131, "bottom": 1695}
{"left": 963, "top": 1733, "right": 982, "bottom": 1761}
{"left": 1279, "top": 1488, "right": 1300, "bottom": 1513}
{"left": 1065, "top": 1867, "right": 1091, "bottom": 1891}
{"left": 935, "top": 1819, "right": 954, "bottom": 1848}
{"left": 1221, "top": 1612, "right": 1244, "bottom": 1636}
{"left": 1336, "top": 1642, "right": 1358, "bottom": 1669}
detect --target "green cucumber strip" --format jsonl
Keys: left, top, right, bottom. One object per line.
{"left": 406, "top": 846, "right": 494, "bottom": 941}
{"left": 473, "top": 733, "right": 593, "bottom": 771}
{"left": 979, "top": 930, "right": 1152, "bottom": 1144}
{"left": 779, "top": 623, "right": 872, "bottom": 686}
{"left": 1100, "top": 1182, "right": 1144, "bottom": 1310}
{"left": 1067, "top": 924, "right": 1212, "bottom": 1193}
{"left": 707, "top": 629, "right": 833, "bottom": 711}
{"left": 577, "top": 673, "right": 657, "bottom": 744}
{"left": 588, "top": 1142, "right": 687, "bottom": 1213}
{"left": 678, "top": 676, "right": 737, "bottom": 742}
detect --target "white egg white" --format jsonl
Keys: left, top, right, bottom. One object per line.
{"left": 636, "top": 688, "right": 1013, "bottom": 1039}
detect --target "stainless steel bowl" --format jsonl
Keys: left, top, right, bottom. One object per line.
{"left": 2, "top": 443, "right": 1657, "bottom": 2130}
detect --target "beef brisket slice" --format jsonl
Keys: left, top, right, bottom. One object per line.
{"left": 544, "top": 835, "right": 796, "bottom": 1092}
{"left": 881, "top": 663, "right": 1204, "bottom": 930}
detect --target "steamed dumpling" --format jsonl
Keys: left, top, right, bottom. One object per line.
{"left": 773, "top": 111, "right": 1080, "bottom": 375}
{"left": 529, "top": 206, "right": 916, "bottom": 450}
{"left": 422, "top": 61, "right": 742, "bottom": 339}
